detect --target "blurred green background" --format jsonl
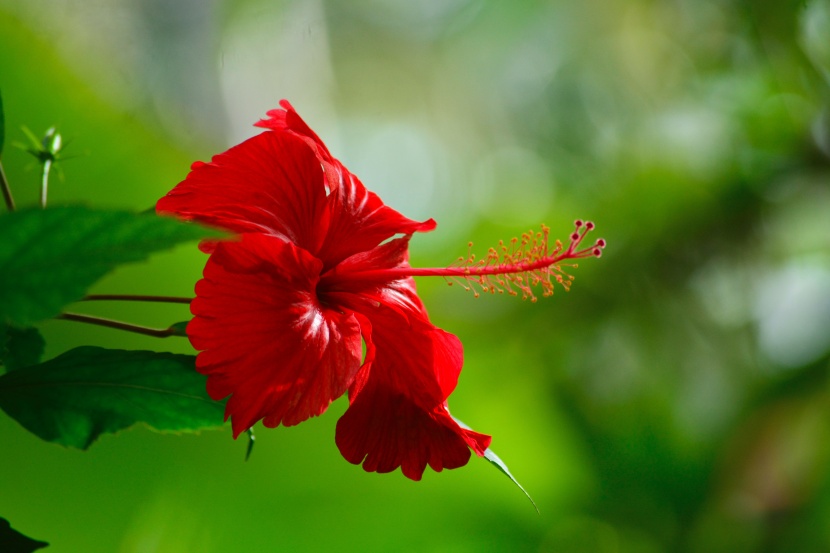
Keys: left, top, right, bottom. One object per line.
{"left": 2, "top": 0, "right": 830, "bottom": 551}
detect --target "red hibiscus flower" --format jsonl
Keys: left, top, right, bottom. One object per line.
{"left": 157, "top": 100, "right": 491, "bottom": 480}
{"left": 157, "top": 100, "right": 604, "bottom": 480}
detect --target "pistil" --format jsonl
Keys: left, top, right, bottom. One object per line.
{"left": 331, "top": 220, "right": 605, "bottom": 302}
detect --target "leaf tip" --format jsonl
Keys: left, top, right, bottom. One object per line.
{"left": 483, "top": 448, "right": 540, "bottom": 514}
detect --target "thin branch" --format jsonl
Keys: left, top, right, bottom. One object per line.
{"left": 57, "top": 312, "right": 185, "bottom": 338}
{"left": 0, "top": 161, "right": 14, "bottom": 211}
{"left": 83, "top": 294, "right": 193, "bottom": 304}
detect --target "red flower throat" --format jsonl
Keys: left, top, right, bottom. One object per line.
{"left": 157, "top": 100, "right": 604, "bottom": 481}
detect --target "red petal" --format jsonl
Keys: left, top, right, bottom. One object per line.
{"left": 318, "top": 169, "right": 436, "bottom": 269}
{"left": 335, "top": 378, "right": 491, "bottom": 481}
{"left": 253, "top": 101, "right": 437, "bottom": 267}
{"left": 374, "top": 308, "right": 463, "bottom": 405}
{"left": 333, "top": 304, "right": 490, "bottom": 479}
{"left": 188, "top": 233, "right": 363, "bottom": 437}
{"left": 346, "top": 312, "right": 375, "bottom": 401}
{"left": 328, "top": 234, "right": 412, "bottom": 277}
{"left": 255, "top": 99, "right": 335, "bottom": 166}
{"left": 255, "top": 101, "right": 349, "bottom": 205}
{"left": 322, "top": 236, "right": 429, "bottom": 322}
{"left": 331, "top": 280, "right": 460, "bottom": 403}
{"left": 156, "top": 130, "right": 330, "bottom": 255}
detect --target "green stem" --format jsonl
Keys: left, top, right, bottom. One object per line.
{"left": 57, "top": 312, "right": 185, "bottom": 338}
{"left": 83, "top": 294, "right": 193, "bottom": 304}
{"left": 40, "top": 158, "right": 52, "bottom": 208}
{"left": 0, "top": 161, "right": 15, "bottom": 211}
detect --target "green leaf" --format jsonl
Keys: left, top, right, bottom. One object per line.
{"left": 453, "top": 416, "right": 538, "bottom": 512}
{"left": 0, "top": 206, "right": 225, "bottom": 326}
{"left": 0, "top": 90, "right": 5, "bottom": 158}
{"left": 0, "top": 346, "right": 226, "bottom": 448}
{"left": 1, "top": 325, "right": 45, "bottom": 371}
{"left": 483, "top": 448, "right": 539, "bottom": 513}
{"left": 0, "top": 517, "right": 48, "bottom": 552}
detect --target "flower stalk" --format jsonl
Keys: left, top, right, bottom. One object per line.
{"left": 57, "top": 296, "right": 193, "bottom": 338}
{"left": 40, "top": 157, "right": 52, "bottom": 208}
{"left": 82, "top": 294, "right": 192, "bottom": 304}
{"left": 57, "top": 312, "right": 185, "bottom": 338}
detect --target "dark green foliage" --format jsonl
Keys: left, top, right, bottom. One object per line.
{"left": 0, "top": 347, "right": 225, "bottom": 449}
{"left": 0, "top": 518, "right": 48, "bottom": 552}
{"left": 0, "top": 325, "right": 45, "bottom": 372}
{"left": 0, "top": 206, "right": 223, "bottom": 326}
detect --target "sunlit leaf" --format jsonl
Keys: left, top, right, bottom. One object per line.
{"left": 0, "top": 206, "right": 225, "bottom": 326}
{"left": 0, "top": 346, "right": 226, "bottom": 449}
{"left": 0, "top": 517, "right": 48, "bottom": 552}
{"left": 0, "top": 325, "right": 45, "bottom": 372}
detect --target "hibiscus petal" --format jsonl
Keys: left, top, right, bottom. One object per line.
{"left": 346, "top": 312, "right": 375, "bottom": 401}
{"left": 333, "top": 303, "right": 490, "bottom": 479}
{"left": 331, "top": 282, "right": 462, "bottom": 403}
{"left": 188, "top": 233, "right": 363, "bottom": 437}
{"left": 386, "top": 312, "right": 462, "bottom": 404}
{"left": 252, "top": 101, "right": 437, "bottom": 268}
{"left": 318, "top": 170, "right": 436, "bottom": 269}
{"left": 328, "top": 234, "right": 412, "bottom": 277}
{"left": 335, "top": 379, "right": 491, "bottom": 481}
{"left": 156, "top": 130, "right": 330, "bottom": 255}
{"left": 256, "top": 99, "right": 336, "bottom": 169}
{"left": 321, "top": 236, "right": 428, "bottom": 322}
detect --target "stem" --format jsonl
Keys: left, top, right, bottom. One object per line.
{"left": 57, "top": 312, "right": 185, "bottom": 338}
{"left": 0, "top": 161, "right": 15, "bottom": 211}
{"left": 83, "top": 294, "right": 193, "bottom": 304}
{"left": 40, "top": 158, "right": 52, "bottom": 208}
